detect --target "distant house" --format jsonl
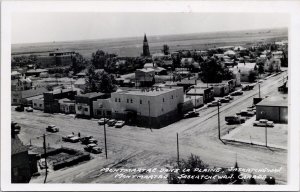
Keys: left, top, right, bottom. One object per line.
{"left": 264, "top": 57, "right": 281, "bottom": 72}
{"left": 74, "top": 78, "right": 86, "bottom": 91}
{"left": 59, "top": 98, "right": 75, "bottom": 114}
{"left": 25, "top": 69, "right": 49, "bottom": 77}
{"left": 11, "top": 71, "right": 22, "bottom": 80}
{"left": 11, "top": 78, "right": 32, "bottom": 91}
{"left": 75, "top": 92, "right": 108, "bottom": 118}
{"left": 184, "top": 95, "right": 204, "bottom": 109}
{"left": 143, "top": 63, "right": 167, "bottom": 75}
{"left": 11, "top": 87, "right": 47, "bottom": 106}
{"left": 224, "top": 50, "right": 236, "bottom": 57}
{"left": 236, "top": 63, "right": 257, "bottom": 82}
{"left": 135, "top": 68, "right": 155, "bottom": 87}
{"left": 43, "top": 89, "right": 77, "bottom": 113}
{"left": 187, "top": 87, "right": 214, "bottom": 103}
{"left": 256, "top": 96, "right": 288, "bottom": 123}
{"left": 32, "top": 96, "right": 44, "bottom": 110}
{"left": 210, "top": 84, "right": 230, "bottom": 97}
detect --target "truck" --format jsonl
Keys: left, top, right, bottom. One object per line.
{"left": 225, "top": 115, "right": 246, "bottom": 124}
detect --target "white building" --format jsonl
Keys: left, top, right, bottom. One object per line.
{"left": 264, "top": 57, "right": 281, "bottom": 72}
{"left": 32, "top": 96, "right": 44, "bottom": 110}
{"left": 110, "top": 87, "right": 184, "bottom": 128}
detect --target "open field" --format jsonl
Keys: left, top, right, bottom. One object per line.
{"left": 12, "top": 28, "right": 288, "bottom": 58}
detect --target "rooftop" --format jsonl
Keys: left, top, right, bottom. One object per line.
{"left": 45, "top": 88, "right": 75, "bottom": 95}
{"left": 77, "top": 92, "right": 105, "bottom": 99}
{"left": 256, "top": 96, "right": 288, "bottom": 107}
{"left": 114, "top": 87, "right": 182, "bottom": 97}
{"left": 20, "top": 87, "right": 48, "bottom": 99}
{"left": 26, "top": 69, "right": 48, "bottom": 73}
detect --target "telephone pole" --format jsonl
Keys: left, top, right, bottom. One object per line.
{"left": 148, "top": 100, "right": 152, "bottom": 132}
{"left": 176, "top": 133, "right": 180, "bottom": 168}
{"left": 259, "top": 83, "right": 261, "bottom": 98}
{"left": 43, "top": 134, "right": 48, "bottom": 183}
{"left": 217, "top": 102, "right": 221, "bottom": 140}
{"left": 103, "top": 112, "right": 108, "bottom": 159}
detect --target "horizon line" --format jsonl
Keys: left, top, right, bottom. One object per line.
{"left": 12, "top": 26, "right": 288, "bottom": 46}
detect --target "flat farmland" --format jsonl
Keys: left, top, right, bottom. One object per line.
{"left": 12, "top": 28, "right": 288, "bottom": 58}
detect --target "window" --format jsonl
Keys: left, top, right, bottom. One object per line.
{"left": 127, "top": 99, "right": 129, "bottom": 103}
{"left": 13, "top": 99, "right": 17, "bottom": 102}
{"left": 171, "top": 95, "right": 173, "bottom": 99}
{"left": 34, "top": 103, "right": 37, "bottom": 106}
{"left": 163, "top": 98, "right": 165, "bottom": 102}
{"left": 78, "top": 106, "right": 82, "bottom": 110}
{"left": 140, "top": 100, "right": 142, "bottom": 104}
{"left": 107, "top": 111, "right": 112, "bottom": 116}
{"left": 119, "top": 98, "right": 121, "bottom": 102}
{"left": 130, "top": 99, "right": 133, "bottom": 103}
{"left": 115, "top": 98, "right": 117, "bottom": 102}
{"left": 39, "top": 104, "right": 42, "bottom": 107}
{"left": 84, "top": 108, "right": 88, "bottom": 112}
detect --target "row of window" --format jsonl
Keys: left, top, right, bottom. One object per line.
{"left": 114, "top": 95, "right": 176, "bottom": 104}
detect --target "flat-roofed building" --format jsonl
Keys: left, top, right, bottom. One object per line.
{"left": 256, "top": 96, "right": 288, "bottom": 123}
{"left": 111, "top": 86, "right": 184, "bottom": 128}
{"left": 44, "top": 89, "right": 77, "bottom": 113}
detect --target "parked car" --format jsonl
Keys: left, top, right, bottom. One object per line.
{"left": 26, "top": 107, "right": 33, "bottom": 112}
{"left": 258, "top": 79, "right": 264, "bottom": 83}
{"left": 207, "top": 101, "right": 221, "bottom": 107}
{"left": 15, "top": 105, "right": 24, "bottom": 112}
{"left": 90, "top": 147, "right": 102, "bottom": 154}
{"left": 184, "top": 111, "right": 199, "bottom": 118}
{"left": 225, "top": 95, "right": 233, "bottom": 100}
{"left": 46, "top": 125, "right": 59, "bottom": 132}
{"left": 107, "top": 119, "right": 117, "bottom": 126}
{"left": 225, "top": 115, "right": 246, "bottom": 124}
{"left": 81, "top": 137, "right": 98, "bottom": 145}
{"left": 62, "top": 134, "right": 80, "bottom": 143}
{"left": 98, "top": 118, "right": 109, "bottom": 125}
{"left": 253, "top": 119, "right": 274, "bottom": 127}
{"left": 219, "top": 98, "right": 230, "bottom": 103}
{"left": 115, "top": 120, "right": 125, "bottom": 128}
{"left": 237, "top": 110, "right": 255, "bottom": 117}
{"left": 84, "top": 143, "right": 99, "bottom": 153}
{"left": 230, "top": 90, "right": 244, "bottom": 96}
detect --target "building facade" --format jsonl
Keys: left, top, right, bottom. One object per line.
{"left": 43, "top": 89, "right": 77, "bottom": 113}
{"left": 110, "top": 87, "right": 184, "bottom": 128}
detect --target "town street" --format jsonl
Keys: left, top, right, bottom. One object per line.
{"left": 13, "top": 71, "right": 288, "bottom": 184}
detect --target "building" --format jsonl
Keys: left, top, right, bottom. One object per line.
{"left": 59, "top": 98, "right": 75, "bottom": 114}
{"left": 11, "top": 134, "right": 31, "bottom": 183}
{"left": 11, "top": 71, "right": 22, "bottom": 80}
{"left": 12, "top": 87, "right": 47, "bottom": 106}
{"left": 110, "top": 87, "right": 184, "bottom": 128}
{"left": 143, "top": 63, "right": 167, "bottom": 75}
{"left": 93, "top": 98, "right": 112, "bottom": 118}
{"left": 142, "top": 34, "right": 151, "bottom": 57}
{"left": 256, "top": 96, "right": 288, "bottom": 123}
{"left": 135, "top": 68, "right": 155, "bottom": 87}
{"left": 44, "top": 89, "right": 77, "bottom": 113}
{"left": 236, "top": 63, "right": 257, "bottom": 82}
{"left": 36, "top": 51, "right": 76, "bottom": 68}
{"left": 25, "top": 69, "right": 49, "bottom": 77}
{"left": 184, "top": 95, "right": 204, "bottom": 109}
{"left": 210, "top": 84, "right": 230, "bottom": 97}
{"left": 264, "top": 57, "right": 281, "bottom": 72}
{"left": 32, "top": 96, "right": 44, "bottom": 110}
{"left": 75, "top": 92, "right": 108, "bottom": 118}
{"left": 74, "top": 78, "right": 86, "bottom": 91}
{"left": 186, "top": 87, "right": 214, "bottom": 103}
{"left": 11, "top": 78, "right": 32, "bottom": 91}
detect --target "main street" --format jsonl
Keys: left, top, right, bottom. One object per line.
{"left": 13, "top": 70, "right": 288, "bottom": 184}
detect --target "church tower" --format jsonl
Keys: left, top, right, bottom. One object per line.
{"left": 142, "top": 34, "right": 150, "bottom": 57}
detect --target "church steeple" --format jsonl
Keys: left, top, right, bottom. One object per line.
{"left": 142, "top": 33, "right": 150, "bottom": 57}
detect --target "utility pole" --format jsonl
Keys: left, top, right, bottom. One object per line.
{"left": 258, "top": 83, "right": 261, "bottom": 98}
{"left": 194, "top": 79, "right": 197, "bottom": 111}
{"left": 103, "top": 112, "right": 108, "bottom": 159}
{"left": 43, "top": 134, "right": 48, "bottom": 183}
{"left": 217, "top": 102, "right": 221, "bottom": 140}
{"left": 148, "top": 100, "right": 152, "bottom": 132}
{"left": 265, "top": 125, "right": 268, "bottom": 147}
{"left": 177, "top": 133, "right": 180, "bottom": 168}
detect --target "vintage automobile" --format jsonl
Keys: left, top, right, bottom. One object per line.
{"left": 184, "top": 111, "right": 199, "bottom": 118}
{"left": 46, "top": 125, "right": 59, "bottom": 132}
{"left": 98, "top": 118, "right": 109, "bottom": 125}
{"left": 84, "top": 143, "right": 102, "bottom": 154}
{"left": 115, "top": 120, "right": 125, "bottom": 128}
{"left": 62, "top": 134, "right": 80, "bottom": 143}
{"left": 225, "top": 115, "right": 246, "bottom": 124}
{"left": 81, "top": 136, "right": 98, "bottom": 145}
{"left": 26, "top": 107, "right": 33, "bottom": 112}
{"left": 107, "top": 119, "right": 117, "bottom": 126}
{"left": 253, "top": 119, "right": 274, "bottom": 127}
{"left": 207, "top": 101, "right": 221, "bottom": 107}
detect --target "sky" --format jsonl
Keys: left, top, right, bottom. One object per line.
{"left": 11, "top": 12, "right": 289, "bottom": 44}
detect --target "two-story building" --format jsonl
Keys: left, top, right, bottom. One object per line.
{"left": 43, "top": 89, "right": 77, "bottom": 113}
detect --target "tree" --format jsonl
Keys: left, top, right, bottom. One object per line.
{"left": 199, "top": 58, "right": 224, "bottom": 83}
{"left": 248, "top": 71, "right": 257, "bottom": 83}
{"left": 168, "top": 154, "right": 212, "bottom": 184}
{"left": 71, "top": 53, "right": 87, "bottom": 74}
{"left": 162, "top": 44, "right": 170, "bottom": 55}
{"left": 91, "top": 50, "right": 106, "bottom": 69}
{"left": 84, "top": 65, "right": 117, "bottom": 93}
